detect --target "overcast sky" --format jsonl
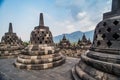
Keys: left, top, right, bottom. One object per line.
{"left": 0, "top": 0, "right": 112, "bottom": 41}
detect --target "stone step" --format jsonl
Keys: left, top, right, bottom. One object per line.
{"left": 19, "top": 53, "right": 59, "bottom": 59}
{"left": 87, "top": 51, "right": 120, "bottom": 64}
{"left": 74, "top": 64, "right": 96, "bottom": 80}
{"left": 78, "top": 60, "right": 119, "bottom": 80}
{"left": 17, "top": 55, "right": 62, "bottom": 64}
{"left": 91, "top": 48, "right": 120, "bottom": 55}
{"left": 81, "top": 53, "right": 120, "bottom": 76}
{"left": 71, "top": 66, "right": 82, "bottom": 80}
{"left": 14, "top": 57, "right": 65, "bottom": 70}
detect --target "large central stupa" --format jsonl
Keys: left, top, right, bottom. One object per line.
{"left": 14, "top": 13, "right": 65, "bottom": 70}
{"left": 72, "top": 0, "right": 120, "bottom": 80}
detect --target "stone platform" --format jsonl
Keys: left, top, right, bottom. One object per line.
{"left": 0, "top": 57, "right": 79, "bottom": 80}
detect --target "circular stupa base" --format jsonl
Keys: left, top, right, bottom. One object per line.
{"left": 14, "top": 53, "right": 65, "bottom": 70}
{"left": 71, "top": 50, "right": 120, "bottom": 80}
{"left": 0, "top": 45, "right": 24, "bottom": 59}
{"left": 0, "top": 50, "right": 22, "bottom": 59}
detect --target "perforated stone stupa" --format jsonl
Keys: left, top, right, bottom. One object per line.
{"left": 77, "top": 34, "right": 91, "bottom": 47}
{"left": 58, "top": 34, "right": 71, "bottom": 49}
{"left": 0, "top": 23, "right": 24, "bottom": 58}
{"left": 14, "top": 13, "right": 65, "bottom": 70}
{"left": 72, "top": 0, "right": 120, "bottom": 80}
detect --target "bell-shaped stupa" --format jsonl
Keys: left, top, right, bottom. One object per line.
{"left": 0, "top": 23, "right": 24, "bottom": 58}
{"left": 72, "top": 0, "right": 120, "bottom": 80}
{"left": 14, "top": 13, "right": 65, "bottom": 70}
{"left": 58, "top": 34, "right": 71, "bottom": 49}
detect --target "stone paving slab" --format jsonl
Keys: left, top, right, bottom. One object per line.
{"left": 0, "top": 57, "right": 79, "bottom": 80}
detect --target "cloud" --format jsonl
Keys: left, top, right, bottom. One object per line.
{"left": 0, "top": 0, "right": 112, "bottom": 41}
{"left": 77, "top": 12, "right": 87, "bottom": 20}
{"left": 54, "top": 0, "right": 112, "bottom": 33}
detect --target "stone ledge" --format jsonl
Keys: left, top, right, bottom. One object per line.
{"left": 14, "top": 57, "right": 65, "bottom": 70}
{"left": 78, "top": 60, "right": 119, "bottom": 80}
{"left": 87, "top": 51, "right": 120, "bottom": 64}
{"left": 75, "top": 64, "right": 95, "bottom": 80}
{"left": 81, "top": 53, "right": 120, "bottom": 76}
{"left": 19, "top": 53, "right": 59, "bottom": 59}
{"left": 17, "top": 55, "right": 62, "bottom": 64}
{"left": 71, "top": 66, "right": 81, "bottom": 80}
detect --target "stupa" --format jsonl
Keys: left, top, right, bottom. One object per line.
{"left": 14, "top": 13, "right": 65, "bottom": 70}
{"left": 72, "top": 0, "right": 120, "bottom": 80}
{"left": 77, "top": 34, "right": 91, "bottom": 47}
{"left": 0, "top": 23, "right": 24, "bottom": 58}
{"left": 58, "top": 34, "right": 71, "bottom": 49}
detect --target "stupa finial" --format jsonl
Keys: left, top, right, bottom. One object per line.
{"left": 39, "top": 13, "right": 44, "bottom": 26}
{"left": 112, "top": 0, "right": 120, "bottom": 11}
{"left": 8, "top": 23, "right": 13, "bottom": 33}
{"left": 103, "top": 0, "right": 120, "bottom": 19}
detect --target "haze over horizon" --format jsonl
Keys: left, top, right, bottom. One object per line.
{"left": 0, "top": 0, "right": 112, "bottom": 41}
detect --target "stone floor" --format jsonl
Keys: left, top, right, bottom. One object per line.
{"left": 0, "top": 57, "right": 79, "bottom": 80}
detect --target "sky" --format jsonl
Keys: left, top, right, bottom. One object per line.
{"left": 0, "top": 0, "right": 112, "bottom": 41}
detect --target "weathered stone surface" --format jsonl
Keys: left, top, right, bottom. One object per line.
{"left": 104, "top": 0, "right": 120, "bottom": 19}
{"left": 14, "top": 13, "right": 65, "bottom": 70}
{"left": 0, "top": 23, "right": 24, "bottom": 58}
{"left": 57, "top": 33, "right": 91, "bottom": 58}
{"left": 77, "top": 34, "right": 91, "bottom": 48}
{"left": 72, "top": 0, "right": 120, "bottom": 80}
{"left": 58, "top": 34, "right": 71, "bottom": 49}
{"left": 0, "top": 57, "right": 79, "bottom": 80}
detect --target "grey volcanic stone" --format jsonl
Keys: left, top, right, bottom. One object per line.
{"left": 0, "top": 23, "right": 24, "bottom": 58}
{"left": 72, "top": 0, "right": 120, "bottom": 80}
{"left": 0, "top": 57, "right": 79, "bottom": 80}
{"left": 103, "top": 0, "right": 120, "bottom": 19}
{"left": 58, "top": 34, "right": 71, "bottom": 49}
{"left": 14, "top": 13, "right": 65, "bottom": 70}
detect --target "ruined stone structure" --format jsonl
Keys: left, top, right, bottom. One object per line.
{"left": 14, "top": 13, "right": 65, "bottom": 70}
{"left": 58, "top": 34, "right": 71, "bottom": 49}
{"left": 72, "top": 0, "right": 120, "bottom": 80}
{"left": 0, "top": 23, "right": 24, "bottom": 58}
{"left": 77, "top": 34, "right": 91, "bottom": 46}
{"left": 77, "top": 34, "right": 91, "bottom": 49}
{"left": 58, "top": 34, "right": 91, "bottom": 58}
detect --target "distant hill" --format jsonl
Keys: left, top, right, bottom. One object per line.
{"left": 53, "top": 30, "right": 94, "bottom": 43}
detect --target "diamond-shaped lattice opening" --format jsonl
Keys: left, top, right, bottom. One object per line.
{"left": 42, "top": 37, "right": 44, "bottom": 40}
{"left": 34, "top": 34, "right": 37, "bottom": 37}
{"left": 113, "top": 33, "right": 119, "bottom": 40}
{"left": 102, "top": 34, "right": 106, "bottom": 39}
{"left": 39, "top": 41, "right": 42, "bottom": 44}
{"left": 113, "top": 20, "right": 119, "bottom": 25}
{"left": 42, "top": 31, "right": 44, "bottom": 34}
{"left": 45, "top": 41, "right": 48, "bottom": 44}
{"left": 47, "top": 37, "right": 49, "bottom": 39}
{"left": 95, "top": 35, "right": 97, "bottom": 39}
{"left": 7, "top": 36, "right": 9, "bottom": 38}
{"left": 107, "top": 41, "right": 112, "bottom": 47}
{"left": 38, "top": 37, "right": 39, "bottom": 40}
{"left": 97, "top": 41, "right": 101, "bottom": 46}
{"left": 107, "top": 27, "right": 111, "bottom": 32}
{"left": 98, "top": 29, "right": 101, "bottom": 33}
{"left": 103, "top": 22, "right": 107, "bottom": 26}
